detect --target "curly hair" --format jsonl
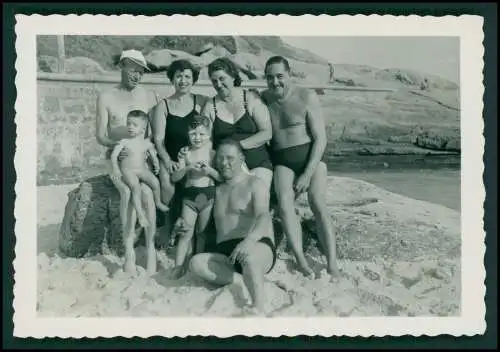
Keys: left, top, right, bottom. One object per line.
{"left": 188, "top": 114, "right": 212, "bottom": 132}
{"left": 207, "top": 57, "right": 242, "bottom": 87}
{"left": 166, "top": 59, "right": 200, "bottom": 83}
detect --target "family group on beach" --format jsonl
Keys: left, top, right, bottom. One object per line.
{"left": 96, "top": 49, "right": 339, "bottom": 313}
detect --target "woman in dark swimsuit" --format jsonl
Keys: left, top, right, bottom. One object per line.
{"left": 151, "top": 59, "right": 209, "bottom": 240}
{"left": 203, "top": 57, "right": 274, "bottom": 189}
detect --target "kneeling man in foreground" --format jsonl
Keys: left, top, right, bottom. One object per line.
{"left": 189, "top": 138, "right": 277, "bottom": 313}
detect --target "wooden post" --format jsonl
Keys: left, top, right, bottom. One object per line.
{"left": 56, "top": 35, "right": 65, "bottom": 73}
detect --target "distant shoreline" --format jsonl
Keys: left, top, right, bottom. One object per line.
{"left": 327, "top": 154, "right": 460, "bottom": 172}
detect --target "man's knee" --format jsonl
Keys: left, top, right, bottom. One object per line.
{"left": 308, "top": 189, "right": 327, "bottom": 215}
{"left": 189, "top": 253, "right": 208, "bottom": 275}
{"left": 239, "top": 245, "right": 262, "bottom": 270}
{"left": 276, "top": 194, "right": 296, "bottom": 216}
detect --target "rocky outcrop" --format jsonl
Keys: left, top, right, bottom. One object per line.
{"left": 320, "top": 88, "right": 460, "bottom": 158}
{"left": 63, "top": 57, "right": 105, "bottom": 74}
{"left": 414, "top": 130, "right": 461, "bottom": 152}
{"left": 37, "top": 56, "right": 105, "bottom": 75}
{"left": 145, "top": 45, "right": 257, "bottom": 81}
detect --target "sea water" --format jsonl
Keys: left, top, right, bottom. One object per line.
{"left": 331, "top": 168, "right": 460, "bottom": 211}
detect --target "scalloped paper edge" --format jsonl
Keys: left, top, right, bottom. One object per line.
{"left": 13, "top": 13, "right": 486, "bottom": 338}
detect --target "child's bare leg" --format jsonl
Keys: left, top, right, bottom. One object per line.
{"left": 123, "top": 201, "right": 138, "bottom": 276}
{"left": 121, "top": 170, "right": 149, "bottom": 228}
{"left": 174, "top": 203, "right": 198, "bottom": 277}
{"left": 194, "top": 201, "right": 214, "bottom": 254}
{"left": 137, "top": 168, "right": 169, "bottom": 212}
{"left": 110, "top": 175, "right": 131, "bottom": 235}
{"left": 140, "top": 184, "right": 158, "bottom": 276}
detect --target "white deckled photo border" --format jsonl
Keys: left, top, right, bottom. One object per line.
{"left": 14, "top": 14, "right": 486, "bottom": 338}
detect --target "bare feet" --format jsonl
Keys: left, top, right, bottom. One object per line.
{"left": 327, "top": 263, "right": 341, "bottom": 278}
{"left": 156, "top": 202, "right": 169, "bottom": 212}
{"left": 172, "top": 266, "right": 186, "bottom": 279}
{"left": 297, "top": 258, "right": 315, "bottom": 279}
{"left": 242, "top": 304, "right": 265, "bottom": 317}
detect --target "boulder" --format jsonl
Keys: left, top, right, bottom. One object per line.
{"left": 145, "top": 50, "right": 173, "bottom": 71}
{"left": 63, "top": 57, "right": 105, "bottom": 75}
{"left": 58, "top": 175, "right": 143, "bottom": 258}
{"left": 415, "top": 130, "right": 461, "bottom": 152}
{"left": 144, "top": 47, "right": 258, "bottom": 80}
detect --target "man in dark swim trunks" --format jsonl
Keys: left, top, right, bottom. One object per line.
{"left": 189, "top": 139, "right": 277, "bottom": 314}
{"left": 261, "top": 56, "right": 339, "bottom": 279}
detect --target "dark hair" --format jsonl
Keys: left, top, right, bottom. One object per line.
{"left": 127, "top": 109, "right": 149, "bottom": 121}
{"left": 167, "top": 59, "right": 200, "bottom": 83}
{"left": 188, "top": 114, "right": 212, "bottom": 132}
{"left": 265, "top": 55, "right": 291, "bottom": 74}
{"left": 207, "top": 57, "right": 242, "bottom": 87}
{"left": 215, "top": 138, "right": 244, "bottom": 157}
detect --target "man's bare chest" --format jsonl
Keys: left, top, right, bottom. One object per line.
{"left": 269, "top": 99, "right": 307, "bottom": 129}
{"left": 215, "top": 185, "right": 252, "bottom": 215}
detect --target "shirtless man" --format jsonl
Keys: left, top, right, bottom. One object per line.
{"left": 96, "top": 49, "right": 160, "bottom": 275}
{"left": 189, "top": 139, "right": 277, "bottom": 314}
{"left": 261, "top": 55, "right": 339, "bottom": 278}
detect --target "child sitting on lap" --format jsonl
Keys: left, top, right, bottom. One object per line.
{"left": 110, "top": 110, "right": 169, "bottom": 229}
{"left": 170, "top": 115, "right": 221, "bottom": 277}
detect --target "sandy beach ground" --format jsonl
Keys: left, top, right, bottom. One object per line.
{"left": 37, "top": 177, "right": 461, "bottom": 318}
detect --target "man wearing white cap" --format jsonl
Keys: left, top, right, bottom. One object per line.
{"left": 96, "top": 49, "right": 161, "bottom": 275}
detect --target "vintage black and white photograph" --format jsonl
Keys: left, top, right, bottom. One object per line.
{"left": 14, "top": 14, "right": 485, "bottom": 337}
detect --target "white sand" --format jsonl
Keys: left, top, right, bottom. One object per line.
{"left": 36, "top": 179, "right": 461, "bottom": 317}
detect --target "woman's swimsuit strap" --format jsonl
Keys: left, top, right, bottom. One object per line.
{"left": 165, "top": 94, "right": 197, "bottom": 119}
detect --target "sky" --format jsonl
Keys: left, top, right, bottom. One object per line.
{"left": 281, "top": 36, "right": 460, "bottom": 83}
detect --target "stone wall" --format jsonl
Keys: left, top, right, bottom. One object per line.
{"left": 37, "top": 75, "right": 217, "bottom": 185}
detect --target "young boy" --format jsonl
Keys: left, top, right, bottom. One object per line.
{"left": 110, "top": 110, "right": 169, "bottom": 231}
{"left": 170, "top": 115, "right": 221, "bottom": 277}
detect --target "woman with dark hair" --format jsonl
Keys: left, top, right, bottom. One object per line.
{"left": 202, "top": 57, "right": 274, "bottom": 189}
{"left": 150, "top": 59, "right": 209, "bottom": 237}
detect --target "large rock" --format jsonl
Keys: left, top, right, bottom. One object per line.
{"left": 58, "top": 175, "right": 141, "bottom": 258}
{"left": 63, "top": 57, "right": 105, "bottom": 75}
{"left": 415, "top": 130, "right": 461, "bottom": 152}
{"left": 145, "top": 47, "right": 258, "bottom": 80}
